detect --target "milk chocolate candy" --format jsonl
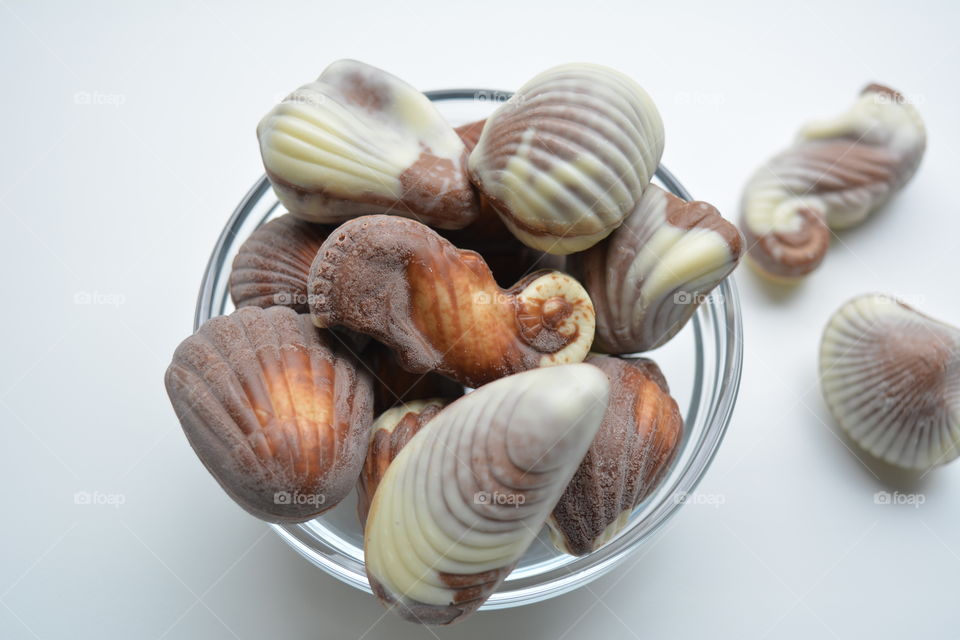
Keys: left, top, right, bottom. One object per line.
{"left": 469, "top": 63, "right": 664, "bottom": 255}
{"left": 741, "top": 84, "right": 926, "bottom": 281}
{"left": 258, "top": 59, "right": 478, "bottom": 229}
{"left": 308, "top": 215, "right": 595, "bottom": 387}
{"left": 164, "top": 307, "right": 374, "bottom": 522}
{"left": 364, "top": 364, "right": 609, "bottom": 624}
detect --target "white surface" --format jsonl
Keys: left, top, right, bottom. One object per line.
{"left": 1, "top": 1, "right": 958, "bottom": 638}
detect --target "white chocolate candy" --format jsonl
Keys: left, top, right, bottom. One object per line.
{"left": 258, "top": 59, "right": 477, "bottom": 229}
{"left": 741, "top": 84, "right": 926, "bottom": 280}
{"left": 820, "top": 294, "right": 960, "bottom": 470}
{"left": 569, "top": 184, "right": 742, "bottom": 353}
{"left": 468, "top": 63, "right": 664, "bottom": 255}
{"left": 363, "top": 364, "right": 609, "bottom": 625}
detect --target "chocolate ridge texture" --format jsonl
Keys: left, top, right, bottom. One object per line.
{"left": 307, "top": 215, "right": 595, "bottom": 387}
{"left": 569, "top": 183, "right": 742, "bottom": 353}
{"left": 740, "top": 84, "right": 926, "bottom": 281}
{"left": 468, "top": 63, "right": 664, "bottom": 255}
{"left": 363, "top": 364, "right": 610, "bottom": 624}
{"left": 164, "top": 306, "right": 374, "bottom": 523}
{"left": 258, "top": 59, "right": 478, "bottom": 229}
{"left": 820, "top": 294, "right": 960, "bottom": 470}
{"left": 548, "top": 355, "right": 683, "bottom": 555}
{"left": 228, "top": 214, "right": 331, "bottom": 313}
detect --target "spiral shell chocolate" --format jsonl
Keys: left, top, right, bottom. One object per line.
{"left": 549, "top": 355, "right": 682, "bottom": 555}
{"left": 228, "top": 214, "right": 331, "bottom": 312}
{"left": 308, "top": 215, "right": 595, "bottom": 387}
{"left": 454, "top": 119, "right": 485, "bottom": 152}
{"left": 741, "top": 84, "right": 926, "bottom": 280}
{"left": 364, "top": 364, "right": 610, "bottom": 624}
{"left": 164, "top": 307, "right": 374, "bottom": 522}
{"left": 468, "top": 63, "right": 664, "bottom": 255}
{"left": 356, "top": 399, "right": 448, "bottom": 526}
{"left": 569, "top": 184, "right": 742, "bottom": 353}
{"left": 257, "top": 59, "right": 478, "bottom": 229}
{"left": 820, "top": 294, "right": 960, "bottom": 470}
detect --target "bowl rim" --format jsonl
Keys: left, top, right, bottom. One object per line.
{"left": 194, "top": 87, "right": 743, "bottom": 609}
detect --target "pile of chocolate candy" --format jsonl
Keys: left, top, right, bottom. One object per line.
{"left": 165, "top": 59, "right": 743, "bottom": 625}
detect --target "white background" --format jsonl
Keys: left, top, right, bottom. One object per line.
{"left": 2, "top": 1, "right": 959, "bottom": 638}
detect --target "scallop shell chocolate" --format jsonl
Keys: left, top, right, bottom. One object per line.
{"left": 468, "top": 63, "right": 665, "bottom": 255}
{"left": 569, "top": 184, "right": 743, "bottom": 353}
{"left": 364, "top": 364, "right": 610, "bottom": 625}
{"left": 820, "top": 294, "right": 960, "bottom": 470}
{"left": 356, "top": 398, "right": 448, "bottom": 526}
{"left": 257, "top": 59, "right": 478, "bottom": 229}
{"left": 228, "top": 214, "right": 331, "bottom": 312}
{"left": 308, "top": 215, "right": 595, "bottom": 387}
{"left": 741, "top": 84, "right": 926, "bottom": 281}
{"left": 548, "top": 355, "right": 682, "bottom": 555}
{"left": 164, "top": 306, "right": 374, "bottom": 522}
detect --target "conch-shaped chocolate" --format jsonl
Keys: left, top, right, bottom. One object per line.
{"left": 741, "top": 84, "right": 926, "bottom": 280}
{"left": 820, "top": 294, "right": 960, "bottom": 470}
{"left": 469, "top": 63, "right": 664, "bottom": 255}
{"left": 228, "top": 214, "right": 330, "bottom": 312}
{"left": 569, "top": 184, "right": 742, "bottom": 353}
{"left": 548, "top": 355, "right": 682, "bottom": 555}
{"left": 258, "top": 59, "right": 478, "bottom": 229}
{"left": 364, "top": 364, "right": 610, "bottom": 624}
{"left": 356, "top": 398, "right": 448, "bottom": 526}
{"left": 308, "top": 215, "right": 595, "bottom": 387}
{"left": 164, "top": 307, "right": 373, "bottom": 522}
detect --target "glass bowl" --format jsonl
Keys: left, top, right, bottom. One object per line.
{"left": 194, "top": 88, "right": 743, "bottom": 609}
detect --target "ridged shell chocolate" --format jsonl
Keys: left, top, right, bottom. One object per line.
{"left": 741, "top": 84, "right": 926, "bottom": 280}
{"left": 308, "top": 215, "right": 595, "bottom": 387}
{"left": 258, "top": 59, "right": 478, "bottom": 229}
{"left": 820, "top": 294, "right": 960, "bottom": 470}
{"left": 364, "top": 364, "right": 609, "bottom": 625}
{"left": 164, "top": 307, "right": 374, "bottom": 522}
{"left": 569, "top": 184, "right": 742, "bottom": 353}
{"left": 356, "top": 398, "right": 448, "bottom": 526}
{"left": 228, "top": 214, "right": 330, "bottom": 312}
{"left": 548, "top": 355, "right": 682, "bottom": 555}
{"left": 468, "top": 63, "right": 664, "bottom": 255}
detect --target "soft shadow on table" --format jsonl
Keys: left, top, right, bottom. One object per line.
{"left": 814, "top": 398, "right": 932, "bottom": 494}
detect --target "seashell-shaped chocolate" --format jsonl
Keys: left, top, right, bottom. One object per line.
{"left": 164, "top": 306, "right": 374, "bottom": 522}
{"left": 257, "top": 59, "right": 478, "bottom": 230}
{"left": 308, "top": 215, "right": 595, "bottom": 387}
{"left": 548, "top": 355, "right": 682, "bottom": 555}
{"left": 454, "top": 119, "right": 486, "bottom": 152}
{"left": 741, "top": 84, "right": 926, "bottom": 281}
{"left": 468, "top": 63, "right": 664, "bottom": 255}
{"left": 569, "top": 184, "right": 743, "bottom": 353}
{"left": 364, "top": 364, "right": 610, "bottom": 625}
{"left": 365, "top": 341, "right": 463, "bottom": 415}
{"left": 228, "top": 214, "right": 331, "bottom": 312}
{"left": 820, "top": 294, "right": 960, "bottom": 470}
{"left": 356, "top": 398, "right": 448, "bottom": 526}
